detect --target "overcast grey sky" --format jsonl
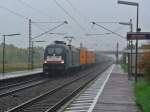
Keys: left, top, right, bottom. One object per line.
{"left": 0, "top": 0, "right": 149, "bottom": 51}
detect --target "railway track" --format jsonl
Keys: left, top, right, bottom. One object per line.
{"left": 0, "top": 65, "right": 98, "bottom": 112}
{"left": 0, "top": 77, "right": 46, "bottom": 90}
{"left": 0, "top": 73, "right": 43, "bottom": 88}
{"left": 0, "top": 78, "right": 50, "bottom": 97}
{"left": 6, "top": 63, "right": 111, "bottom": 112}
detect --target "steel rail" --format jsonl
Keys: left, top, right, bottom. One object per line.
{"left": 46, "top": 64, "right": 112, "bottom": 112}
{"left": 7, "top": 63, "right": 112, "bottom": 112}
{"left": 6, "top": 67, "right": 99, "bottom": 112}
{"left": 0, "top": 77, "right": 44, "bottom": 90}
{"left": 0, "top": 78, "right": 50, "bottom": 97}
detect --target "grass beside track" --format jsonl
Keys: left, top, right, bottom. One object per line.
{"left": 121, "top": 63, "right": 128, "bottom": 73}
{"left": 0, "top": 63, "right": 42, "bottom": 73}
{"left": 134, "top": 81, "right": 150, "bottom": 112}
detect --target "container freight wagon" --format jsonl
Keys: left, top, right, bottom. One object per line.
{"left": 80, "top": 48, "right": 87, "bottom": 66}
{"left": 43, "top": 41, "right": 80, "bottom": 75}
{"left": 91, "top": 51, "right": 96, "bottom": 64}
{"left": 86, "top": 51, "right": 96, "bottom": 65}
{"left": 43, "top": 41, "right": 97, "bottom": 75}
{"left": 70, "top": 45, "right": 80, "bottom": 69}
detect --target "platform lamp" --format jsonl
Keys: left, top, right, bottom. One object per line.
{"left": 119, "top": 19, "right": 133, "bottom": 79}
{"left": 118, "top": 0, "right": 140, "bottom": 82}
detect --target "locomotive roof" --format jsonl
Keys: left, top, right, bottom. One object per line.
{"left": 46, "top": 43, "right": 80, "bottom": 51}
{"left": 46, "top": 43, "right": 71, "bottom": 50}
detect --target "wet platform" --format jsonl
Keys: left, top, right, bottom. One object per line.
{"left": 93, "top": 65, "right": 139, "bottom": 112}
{"left": 0, "top": 68, "right": 42, "bottom": 80}
{"left": 63, "top": 64, "right": 139, "bottom": 112}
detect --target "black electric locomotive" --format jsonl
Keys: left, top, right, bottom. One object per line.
{"left": 43, "top": 41, "right": 80, "bottom": 75}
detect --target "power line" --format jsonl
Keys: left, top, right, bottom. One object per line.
{"left": 32, "top": 21, "right": 67, "bottom": 34}
{"left": 65, "top": 0, "right": 88, "bottom": 22}
{"left": 32, "top": 23, "right": 46, "bottom": 32}
{"left": 0, "top": 5, "right": 28, "bottom": 20}
{"left": 86, "top": 26, "right": 124, "bottom": 36}
{"left": 113, "top": 25, "right": 125, "bottom": 32}
{"left": 31, "top": 21, "right": 64, "bottom": 23}
{"left": 85, "top": 33, "right": 111, "bottom": 36}
{"left": 54, "top": 0, "right": 87, "bottom": 33}
{"left": 32, "top": 21, "right": 67, "bottom": 39}
{"left": 92, "top": 22, "right": 119, "bottom": 24}
{"left": 65, "top": 0, "right": 93, "bottom": 35}
{"left": 17, "top": 0, "right": 60, "bottom": 21}
{"left": 92, "top": 22, "right": 125, "bottom": 39}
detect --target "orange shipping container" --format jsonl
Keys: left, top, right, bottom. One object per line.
{"left": 86, "top": 51, "right": 91, "bottom": 64}
{"left": 80, "top": 48, "right": 87, "bottom": 65}
{"left": 87, "top": 51, "right": 96, "bottom": 64}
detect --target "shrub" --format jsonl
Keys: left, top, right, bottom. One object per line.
{"left": 144, "top": 65, "right": 150, "bottom": 81}
{"left": 140, "top": 52, "right": 150, "bottom": 81}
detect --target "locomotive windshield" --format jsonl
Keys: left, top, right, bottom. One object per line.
{"left": 47, "top": 47, "right": 63, "bottom": 55}
{"left": 47, "top": 47, "right": 54, "bottom": 55}
{"left": 55, "top": 48, "right": 63, "bottom": 55}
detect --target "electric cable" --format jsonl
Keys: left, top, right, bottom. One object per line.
{"left": 65, "top": 0, "right": 88, "bottom": 22}
{"left": 0, "top": 5, "right": 28, "bottom": 20}
{"left": 54, "top": 0, "right": 87, "bottom": 33}
{"left": 32, "top": 21, "right": 67, "bottom": 39}
{"left": 92, "top": 22, "right": 125, "bottom": 39}
{"left": 17, "top": 0, "right": 60, "bottom": 21}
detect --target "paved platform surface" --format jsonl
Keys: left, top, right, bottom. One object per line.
{"left": 93, "top": 64, "right": 139, "bottom": 112}
{"left": 0, "top": 68, "right": 42, "bottom": 80}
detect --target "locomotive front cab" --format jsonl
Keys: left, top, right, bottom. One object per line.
{"left": 43, "top": 45, "right": 66, "bottom": 74}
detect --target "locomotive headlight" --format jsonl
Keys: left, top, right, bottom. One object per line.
{"left": 44, "top": 60, "right": 47, "bottom": 64}
{"left": 61, "top": 60, "right": 64, "bottom": 64}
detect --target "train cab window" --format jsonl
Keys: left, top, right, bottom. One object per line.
{"left": 55, "top": 48, "right": 63, "bottom": 55}
{"left": 47, "top": 47, "right": 54, "bottom": 55}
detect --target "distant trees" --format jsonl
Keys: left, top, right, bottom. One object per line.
{"left": 0, "top": 44, "right": 44, "bottom": 72}
{"left": 0, "top": 44, "right": 44, "bottom": 63}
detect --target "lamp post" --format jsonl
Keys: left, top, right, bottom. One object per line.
{"left": 2, "top": 34, "right": 21, "bottom": 73}
{"left": 116, "top": 42, "right": 119, "bottom": 64}
{"left": 31, "top": 40, "right": 45, "bottom": 69}
{"left": 118, "top": 0, "right": 139, "bottom": 82}
{"left": 119, "top": 19, "right": 133, "bottom": 79}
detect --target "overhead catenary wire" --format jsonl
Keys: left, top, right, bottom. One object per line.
{"left": 31, "top": 21, "right": 65, "bottom": 24}
{"left": 17, "top": 0, "right": 61, "bottom": 21}
{"left": 113, "top": 25, "right": 125, "bottom": 32}
{"left": 31, "top": 20, "right": 64, "bottom": 30}
{"left": 32, "top": 23, "right": 46, "bottom": 32}
{"left": 65, "top": 0, "right": 88, "bottom": 23}
{"left": 0, "top": 4, "right": 63, "bottom": 37}
{"left": 0, "top": 5, "right": 28, "bottom": 20}
{"left": 67, "top": 24, "right": 89, "bottom": 39}
{"left": 86, "top": 26, "right": 125, "bottom": 36}
{"left": 92, "top": 22, "right": 119, "bottom": 24}
{"left": 92, "top": 22, "right": 125, "bottom": 39}
{"left": 53, "top": 0, "right": 87, "bottom": 33}
{"left": 32, "top": 21, "right": 67, "bottom": 40}
{"left": 65, "top": 0, "right": 93, "bottom": 35}
{"left": 85, "top": 33, "right": 111, "bottom": 36}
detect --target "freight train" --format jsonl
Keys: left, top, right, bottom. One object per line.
{"left": 43, "top": 41, "right": 96, "bottom": 75}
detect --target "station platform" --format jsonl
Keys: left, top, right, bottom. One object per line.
{"left": 92, "top": 64, "right": 139, "bottom": 112}
{"left": 63, "top": 64, "right": 139, "bottom": 112}
{"left": 0, "top": 68, "right": 42, "bottom": 80}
